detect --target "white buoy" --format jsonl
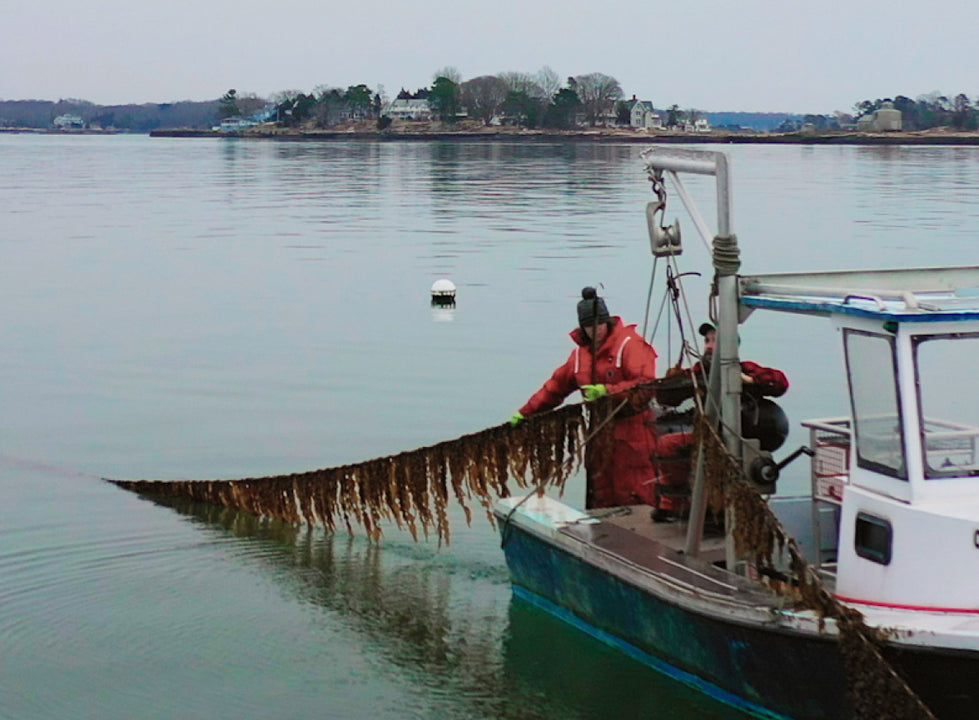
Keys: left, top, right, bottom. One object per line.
{"left": 430, "top": 278, "right": 457, "bottom": 307}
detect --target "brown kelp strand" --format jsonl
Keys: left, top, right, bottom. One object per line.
{"left": 696, "top": 413, "right": 937, "bottom": 720}
{"left": 109, "top": 402, "right": 587, "bottom": 545}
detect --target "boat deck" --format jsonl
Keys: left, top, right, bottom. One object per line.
{"left": 589, "top": 505, "right": 727, "bottom": 563}
{"left": 560, "top": 504, "right": 778, "bottom": 606}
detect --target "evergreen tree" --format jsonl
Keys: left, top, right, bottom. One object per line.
{"left": 218, "top": 89, "right": 239, "bottom": 120}
{"left": 428, "top": 76, "right": 461, "bottom": 123}
{"left": 502, "top": 90, "right": 540, "bottom": 128}
{"left": 542, "top": 88, "right": 581, "bottom": 129}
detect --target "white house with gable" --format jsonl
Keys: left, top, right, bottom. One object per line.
{"left": 383, "top": 99, "right": 432, "bottom": 121}
{"left": 626, "top": 98, "right": 662, "bottom": 129}
{"left": 53, "top": 114, "right": 84, "bottom": 130}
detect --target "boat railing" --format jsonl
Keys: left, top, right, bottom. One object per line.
{"left": 921, "top": 416, "right": 979, "bottom": 475}
{"left": 801, "top": 417, "right": 851, "bottom": 579}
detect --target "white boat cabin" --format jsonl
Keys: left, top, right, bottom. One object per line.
{"left": 741, "top": 266, "right": 979, "bottom": 612}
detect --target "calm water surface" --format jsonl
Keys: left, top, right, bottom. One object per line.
{"left": 3, "top": 135, "right": 979, "bottom": 719}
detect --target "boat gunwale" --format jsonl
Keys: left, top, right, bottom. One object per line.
{"left": 494, "top": 496, "right": 834, "bottom": 636}
{"left": 496, "top": 495, "right": 979, "bottom": 653}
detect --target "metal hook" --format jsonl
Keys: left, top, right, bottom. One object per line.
{"left": 647, "top": 169, "right": 681, "bottom": 257}
{"left": 647, "top": 199, "right": 682, "bottom": 257}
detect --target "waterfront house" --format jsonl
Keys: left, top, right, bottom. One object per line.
{"left": 857, "top": 101, "right": 902, "bottom": 132}
{"left": 628, "top": 99, "right": 663, "bottom": 129}
{"left": 383, "top": 99, "right": 433, "bottom": 122}
{"left": 53, "top": 113, "right": 84, "bottom": 130}
{"left": 217, "top": 116, "right": 257, "bottom": 132}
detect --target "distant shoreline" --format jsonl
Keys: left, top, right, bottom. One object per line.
{"left": 147, "top": 127, "right": 979, "bottom": 146}
{"left": 0, "top": 127, "right": 120, "bottom": 135}
{"left": 8, "top": 125, "right": 979, "bottom": 145}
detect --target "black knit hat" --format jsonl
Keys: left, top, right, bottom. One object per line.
{"left": 577, "top": 287, "right": 610, "bottom": 327}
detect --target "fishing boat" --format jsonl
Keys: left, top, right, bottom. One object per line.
{"left": 493, "top": 147, "right": 979, "bottom": 720}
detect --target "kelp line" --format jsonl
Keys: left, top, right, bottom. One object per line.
{"left": 697, "top": 415, "right": 938, "bottom": 720}
{"left": 109, "top": 401, "right": 599, "bottom": 545}
{"left": 109, "top": 383, "right": 935, "bottom": 716}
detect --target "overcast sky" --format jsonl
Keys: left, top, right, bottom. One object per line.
{"left": 3, "top": 0, "right": 975, "bottom": 114}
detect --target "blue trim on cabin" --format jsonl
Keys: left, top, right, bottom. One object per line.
{"left": 740, "top": 296, "right": 979, "bottom": 323}
{"left": 512, "top": 585, "right": 794, "bottom": 720}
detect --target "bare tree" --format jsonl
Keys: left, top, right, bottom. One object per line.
{"left": 270, "top": 89, "right": 305, "bottom": 105}
{"left": 460, "top": 76, "right": 507, "bottom": 125}
{"left": 312, "top": 87, "right": 344, "bottom": 127}
{"left": 532, "top": 66, "right": 564, "bottom": 129}
{"left": 498, "top": 71, "right": 543, "bottom": 98}
{"left": 433, "top": 66, "right": 462, "bottom": 84}
{"left": 312, "top": 84, "right": 343, "bottom": 99}
{"left": 236, "top": 92, "right": 267, "bottom": 117}
{"left": 495, "top": 71, "right": 548, "bottom": 128}
{"left": 536, "top": 66, "right": 562, "bottom": 101}
{"left": 573, "top": 73, "right": 623, "bottom": 126}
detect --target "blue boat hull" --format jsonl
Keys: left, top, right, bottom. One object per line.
{"left": 499, "top": 522, "right": 849, "bottom": 720}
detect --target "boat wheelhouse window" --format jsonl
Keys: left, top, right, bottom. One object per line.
{"left": 913, "top": 332, "right": 979, "bottom": 479}
{"left": 844, "top": 330, "right": 907, "bottom": 480}
{"left": 854, "top": 512, "right": 892, "bottom": 565}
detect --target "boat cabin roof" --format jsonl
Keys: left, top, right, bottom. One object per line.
{"left": 739, "top": 265, "right": 979, "bottom": 506}
{"left": 740, "top": 266, "right": 979, "bottom": 324}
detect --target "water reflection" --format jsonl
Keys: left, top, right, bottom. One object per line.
{"left": 9, "top": 135, "right": 979, "bottom": 718}
{"left": 422, "top": 141, "right": 646, "bottom": 272}
{"left": 431, "top": 306, "right": 456, "bottom": 322}
{"left": 156, "top": 498, "right": 749, "bottom": 719}
{"left": 503, "top": 601, "right": 750, "bottom": 719}
{"left": 426, "top": 141, "right": 639, "bottom": 205}
{"left": 845, "top": 145, "right": 979, "bottom": 238}
{"left": 160, "top": 500, "right": 506, "bottom": 702}
{"left": 181, "top": 139, "right": 656, "bottom": 275}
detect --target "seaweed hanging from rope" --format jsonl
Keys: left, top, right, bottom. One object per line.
{"left": 109, "top": 401, "right": 591, "bottom": 545}
{"left": 696, "top": 412, "right": 937, "bottom": 720}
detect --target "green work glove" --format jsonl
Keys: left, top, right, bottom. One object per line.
{"left": 582, "top": 384, "right": 608, "bottom": 402}
{"left": 509, "top": 411, "right": 525, "bottom": 426}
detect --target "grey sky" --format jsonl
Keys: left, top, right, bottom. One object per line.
{"left": 3, "top": 0, "right": 975, "bottom": 114}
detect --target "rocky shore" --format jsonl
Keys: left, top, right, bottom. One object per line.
{"left": 149, "top": 124, "right": 979, "bottom": 145}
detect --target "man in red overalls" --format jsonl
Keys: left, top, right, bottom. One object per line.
{"left": 696, "top": 322, "right": 789, "bottom": 400}
{"left": 653, "top": 322, "right": 790, "bottom": 518}
{"left": 510, "top": 287, "right": 661, "bottom": 509}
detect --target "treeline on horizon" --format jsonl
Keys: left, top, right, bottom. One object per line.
{"left": 5, "top": 65, "right": 977, "bottom": 133}
{"left": 855, "top": 93, "right": 979, "bottom": 131}
{"left": 0, "top": 66, "right": 804, "bottom": 132}
{"left": 0, "top": 96, "right": 799, "bottom": 133}
{"left": 0, "top": 98, "right": 220, "bottom": 132}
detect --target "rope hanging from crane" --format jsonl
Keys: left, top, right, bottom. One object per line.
{"left": 696, "top": 413, "right": 938, "bottom": 720}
